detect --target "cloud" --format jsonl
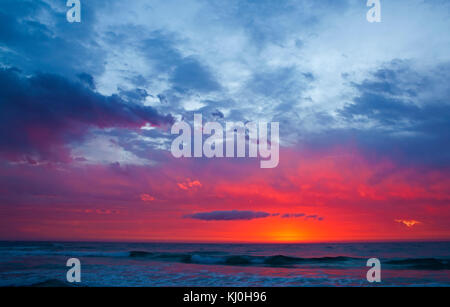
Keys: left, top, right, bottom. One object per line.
{"left": 341, "top": 60, "right": 450, "bottom": 126}
{"left": 395, "top": 219, "right": 422, "bottom": 228}
{"left": 0, "top": 0, "right": 105, "bottom": 77}
{"left": 0, "top": 68, "right": 173, "bottom": 163}
{"left": 308, "top": 59, "right": 450, "bottom": 167}
{"left": 281, "top": 213, "right": 323, "bottom": 221}
{"left": 185, "top": 210, "right": 271, "bottom": 221}
{"left": 169, "top": 57, "right": 221, "bottom": 93}
{"left": 177, "top": 179, "right": 202, "bottom": 190}
{"left": 212, "top": 109, "right": 224, "bottom": 119}
{"left": 281, "top": 213, "right": 305, "bottom": 218}
{"left": 140, "top": 194, "right": 155, "bottom": 202}
{"left": 89, "top": 209, "right": 121, "bottom": 215}
{"left": 185, "top": 210, "right": 324, "bottom": 222}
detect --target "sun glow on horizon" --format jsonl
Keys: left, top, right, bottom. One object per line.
{"left": 264, "top": 225, "right": 307, "bottom": 243}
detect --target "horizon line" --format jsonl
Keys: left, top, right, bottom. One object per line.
{"left": 1, "top": 238, "right": 449, "bottom": 245}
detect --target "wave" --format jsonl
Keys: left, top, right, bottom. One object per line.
{"left": 4, "top": 247, "right": 449, "bottom": 270}
{"left": 2, "top": 250, "right": 129, "bottom": 258}
{"left": 129, "top": 251, "right": 359, "bottom": 267}
{"left": 386, "top": 258, "right": 450, "bottom": 270}
{"left": 128, "top": 251, "right": 450, "bottom": 270}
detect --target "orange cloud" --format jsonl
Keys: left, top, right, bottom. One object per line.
{"left": 395, "top": 219, "right": 422, "bottom": 227}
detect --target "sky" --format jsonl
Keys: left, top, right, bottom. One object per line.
{"left": 0, "top": 0, "right": 449, "bottom": 243}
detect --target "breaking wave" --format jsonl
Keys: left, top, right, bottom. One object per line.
{"left": 4, "top": 247, "right": 449, "bottom": 270}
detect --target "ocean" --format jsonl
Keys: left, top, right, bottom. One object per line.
{"left": 0, "top": 241, "right": 449, "bottom": 287}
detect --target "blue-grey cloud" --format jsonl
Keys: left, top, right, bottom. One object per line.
{"left": 281, "top": 213, "right": 305, "bottom": 218}
{"left": 138, "top": 34, "right": 221, "bottom": 94}
{"left": 0, "top": 68, "right": 173, "bottom": 163}
{"left": 185, "top": 210, "right": 323, "bottom": 221}
{"left": 295, "top": 60, "right": 450, "bottom": 167}
{"left": 0, "top": 0, "right": 105, "bottom": 77}
{"left": 184, "top": 210, "right": 271, "bottom": 221}
{"left": 170, "top": 57, "right": 221, "bottom": 93}
{"left": 337, "top": 60, "right": 450, "bottom": 166}
{"left": 281, "top": 213, "right": 323, "bottom": 221}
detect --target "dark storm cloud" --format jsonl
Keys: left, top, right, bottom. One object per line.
{"left": 0, "top": 68, "right": 174, "bottom": 163}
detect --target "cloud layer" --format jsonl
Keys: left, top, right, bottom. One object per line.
{"left": 0, "top": 0, "right": 449, "bottom": 242}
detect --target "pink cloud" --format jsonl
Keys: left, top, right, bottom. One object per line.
{"left": 140, "top": 194, "right": 155, "bottom": 202}
{"left": 177, "top": 178, "right": 202, "bottom": 190}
